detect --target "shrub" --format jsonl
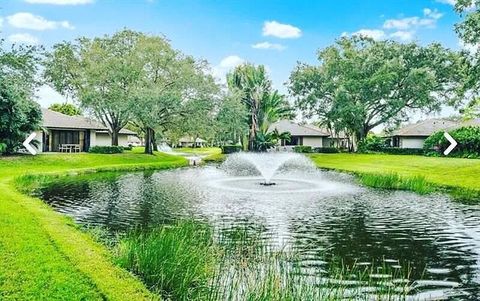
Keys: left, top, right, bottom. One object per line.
{"left": 221, "top": 145, "right": 242, "bottom": 154}
{"left": 88, "top": 146, "right": 124, "bottom": 154}
{"left": 358, "top": 135, "right": 387, "bottom": 153}
{"left": 293, "top": 145, "right": 313, "bottom": 153}
{"left": 381, "top": 148, "right": 427, "bottom": 155}
{"left": 314, "top": 147, "right": 339, "bottom": 153}
{"left": 424, "top": 126, "right": 480, "bottom": 158}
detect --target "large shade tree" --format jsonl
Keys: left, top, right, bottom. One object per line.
{"left": 0, "top": 41, "right": 42, "bottom": 155}
{"left": 44, "top": 30, "right": 143, "bottom": 145}
{"left": 289, "top": 36, "right": 464, "bottom": 149}
{"left": 455, "top": 0, "right": 480, "bottom": 118}
{"left": 130, "top": 35, "right": 219, "bottom": 154}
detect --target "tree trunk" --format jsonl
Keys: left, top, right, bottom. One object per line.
{"left": 111, "top": 130, "right": 119, "bottom": 146}
{"left": 144, "top": 127, "right": 154, "bottom": 155}
{"left": 248, "top": 110, "right": 258, "bottom": 151}
{"left": 152, "top": 130, "right": 158, "bottom": 151}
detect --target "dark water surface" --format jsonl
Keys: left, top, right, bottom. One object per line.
{"left": 36, "top": 167, "right": 480, "bottom": 300}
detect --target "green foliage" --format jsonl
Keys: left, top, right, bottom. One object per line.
{"left": 314, "top": 147, "right": 340, "bottom": 153}
{"left": 254, "top": 129, "right": 291, "bottom": 152}
{"left": 358, "top": 173, "right": 434, "bottom": 195}
{"left": 424, "top": 126, "right": 480, "bottom": 158}
{"left": 227, "top": 64, "right": 292, "bottom": 151}
{"left": 382, "top": 148, "right": 427, "bottom": 155}
{"left": 293, "top": 145, "right": 313, "bottom": 153}
{"left": 289, "top": 36, "right": 464, "bottom": 148}
{"left": 221, "top": 145, "right": 242, "bottom": 154}
{"left": 358, "top": 135, "right": 387, "bottom": 152}
{"left": 88, "top": 146, "right": 124, "bottom": 154}
{"left": 48, "top": 103, "right": 82, "bottom": 116}
{"left": 115, "top": 221, "right": 216, "bottom": 300}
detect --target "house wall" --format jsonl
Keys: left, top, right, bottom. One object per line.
{"left": 94, "top": 132, "right": 129, "bottom": 147}
{"left": 302, "top": 137, "right": 323, "bottom": 148}
{"left": 400, "top": 137, "right": 426, "bottom": 149}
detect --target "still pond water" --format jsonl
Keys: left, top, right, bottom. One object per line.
{"left": 36, "top": 165, "right": 480, "bottom": 300}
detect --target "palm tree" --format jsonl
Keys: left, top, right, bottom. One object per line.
{"left": 227, "top": 64, "right": 292, "bottom": 151}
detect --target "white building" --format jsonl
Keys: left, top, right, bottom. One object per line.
{"left": 34, "top": 108, "right": 136, "bottom": 153}
{"left": 268, "top": 120, "right": 330, "bottom": 150}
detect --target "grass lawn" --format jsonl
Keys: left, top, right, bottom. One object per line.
{"left": 0, "top": 151, "right": 188, "bottom": 300}
{"left": 172, "top": 147, "right": 221, "bottom": 156}
{"left": 309, "top": 153, "right": 480, "bottom": 199}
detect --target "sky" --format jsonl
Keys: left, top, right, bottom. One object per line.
{"left": 0, "top": 0, "right": 468, "bottom": 123}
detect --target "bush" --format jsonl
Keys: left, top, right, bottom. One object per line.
{"left": 314, "top": 147, "right": 339, "bottom": 153}
{"left": 88, "top": 146, "right": 124, "bottom": 154}
{"left": 381, "top": 148, "right": 427, "bottom": 155}
{"left": 358, "top": 135, "right": 387, "bottom": 153}
{"left": 221, "top": 145, "right": 242, "bottom": 154}
{"left": 293, "top": 145, "right": 313, "bottom": 153}
{"left": 424, "top": 126, "right": 480, "bottom": 158}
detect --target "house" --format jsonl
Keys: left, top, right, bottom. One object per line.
{"left": 178, "top": 137, "right": 207, "bottom": 148}
{"left": 387, "top": 119, "right": 459, "bottom": 149}
{"left": 268, "top": 120, "right": 330, "bottom": 150}
{"left": 34, "top": 108, "right": 136, "bottom": 153}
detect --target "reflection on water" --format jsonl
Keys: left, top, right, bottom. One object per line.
{"left": 36, "top": 167, "right": 480, "bottom": 300}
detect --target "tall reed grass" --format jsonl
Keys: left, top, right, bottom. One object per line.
{"left": 357, "top": 173, "right": 434, "bottom": 195}
{"left": 115, "top": 221, "right": 413, "bottom": 301}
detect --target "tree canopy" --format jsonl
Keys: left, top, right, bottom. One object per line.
{"left": 289, "top": 36, "right": 464, "bottom": 148}
{"left": 48, "top": 103, "right": 82, "bottom": 116}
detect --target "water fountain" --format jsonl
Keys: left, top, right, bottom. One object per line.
{"left": 221, "top": 152, "right": 317, "bottom": 186}
{"left": 158, "top": 142, "right": 173, "bottom": 153}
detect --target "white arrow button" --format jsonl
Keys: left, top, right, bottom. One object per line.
{"left": 23, "top": 132, "right": 37, "bottom": 155}
{"left": 443, "top": 132, "right": 457, "bottom": 156}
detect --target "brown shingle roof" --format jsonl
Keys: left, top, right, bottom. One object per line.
{"left": 269, "top": 120, "right": 330, "bottom": 137}
{"left": 41, "top": 108, "right": 136, "bottom": 135}
{"left": 390, "top": 119, "right": 459, "bottom": 137}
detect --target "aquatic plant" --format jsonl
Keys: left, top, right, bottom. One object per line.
{"left": 358, "top": 173, "right": 434, "bottom": 195}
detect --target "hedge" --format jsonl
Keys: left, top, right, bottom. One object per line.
{"left": 424, "top": 126, "right": 480, "bottom": 158}
{"left": 88, "top": 146, "right": 124, "bottom": 154}
{"left": 314, "top": 147, "right": 340, "bottom": 153}
{"left": 221, "top": 145, "right": 242, "bottom": 154}
{"left": 293, "top": 146, "right": 313, "bottom": 153}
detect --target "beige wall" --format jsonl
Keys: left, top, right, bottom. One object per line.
{"left": 302, "top": 137, "right": 323, "bottom": 148}
{"left": 94, "top": 132, "right": 129, "bottom": 147}
{"left": 400, "top": 137, "right": 425, "bottom": 149}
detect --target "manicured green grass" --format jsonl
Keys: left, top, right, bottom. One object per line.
{"left": 173, "top": 147, "right": 221, "bottom": 155}
{"left": 0, "top": 151, "right": 188, "bottom": 300}
{"left": 309, "top": 153, "right": 480, "bottom": 202}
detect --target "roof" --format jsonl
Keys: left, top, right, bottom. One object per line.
{"left": 41, "top": 108, "right": 136, "bottom": 135}
{"left": 268, "top": 120, "right": 330, "bottom": 137}
{"left": 461, "top": 118, "right": 480, "bottom": 127}
{"left": 390, "top": 119, "right": 459, "bottom": 137}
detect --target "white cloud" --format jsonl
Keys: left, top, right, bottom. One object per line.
{"left": 8, "top": 33, "right": 40, "bottom": 44}
{"left": 390, "top": 31, "right": 414, "bottom": 42}
{"left": 459, "top": 40, "right": 479, "bottom": 54}
{"left": 436, "top": 0, "right": 456, "bottom": 5}
{"left": 35, "top": 85, "right": 67, "bottom": 108}
{"left": 25, "top": 0, "right": 93, "bottom": 4}
{"left": 7, "top": 12, "right": 75, "bottom": 31}
{"left": 352, "top": 29, "right": 386, "bottom": 40}
{"left": 251, "top": 41, "right": 286, "bottom": 51}
{"left": 423, "top": 8, "right": 443, "bottom": 20}
{"left": 262, "top": 21, "right": 302, "bottom": 39}
{"left": 383, "top": 9, "right": 442, "bottom": 31}
{"left": 0, "top": 18, "right": 3, "bottom": 29}
{"left": 212, "top": 55, "right": 245, "bottom": 82}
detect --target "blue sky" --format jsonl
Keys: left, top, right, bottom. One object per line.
{"left": 0, "top": 0, "right": 465, "bottom": 119}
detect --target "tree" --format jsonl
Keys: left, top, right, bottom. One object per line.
{"left": 48, "top": 103, "right": 82, "bottom": 116}
{"left": 455, "top": 0, "right": 480, "bottom": 46}
{"left": 289, "top": 36, "right": 463, "bottom": 150}
{"left": 215, "top": 90, "right": 248, "bottom": 146}
{"left": 130, "top": 35, "right": 219, "bottom": 154}
{"left": 0, "top": 41, "right": 42, "bottom": 155}
{"left": 45, "top": 30, "right": 143, "bottom": 145}
{"left": 227, "top": 64, "right": 292, "bottom": 151}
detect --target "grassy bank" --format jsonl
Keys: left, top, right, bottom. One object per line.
{"left": 0, "top": 151, "right": 188, "bottom": 300}
{"left": 309, "top": 153, "right": 480, "bottom": 202}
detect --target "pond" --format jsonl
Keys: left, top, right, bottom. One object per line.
{"left": 35, "top": 153, "right": 480, "bottom": 300}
